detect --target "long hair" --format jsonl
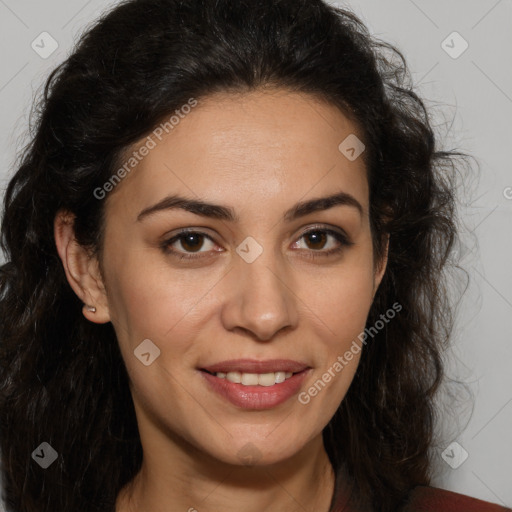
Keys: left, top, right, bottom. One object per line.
{"left": 0, "top": 0, "right": 467, "bottom": 510}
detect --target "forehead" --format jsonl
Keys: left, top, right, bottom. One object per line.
{"left": 106, "top": 89, "right": 368, "bottom": 221}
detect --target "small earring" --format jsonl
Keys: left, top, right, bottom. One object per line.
{"left": 85, "top": 304, "right": 96, "bottom": 313}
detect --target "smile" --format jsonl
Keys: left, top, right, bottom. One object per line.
{"left": 199, "top": 367, "right": 311, "bottom": 409}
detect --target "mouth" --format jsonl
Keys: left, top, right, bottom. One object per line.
{"left": 198, "top": 359, "right": 311, "bottom": 409}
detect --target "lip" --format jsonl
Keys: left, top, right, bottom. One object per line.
{"left": 199, "top": 361, "right": 312, "bottom": 410}
{"left": 200, "top": 358, "right": 309, "bottom": 374}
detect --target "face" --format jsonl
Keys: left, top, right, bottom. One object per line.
{"left": 94, "top": 89, "right": 387, "bottom": 467}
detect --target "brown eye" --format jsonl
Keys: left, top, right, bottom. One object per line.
{"left": 178, "top": 233, "right": 206, "bottom": 253}
{"left": 303, "top": 231, "right": 328, "bottom": 250}
{"left": 293, "top": 227, "right": 352, "bottom": 257}
{"left": 161, "top": 230, "right": 218, "bottom": 260}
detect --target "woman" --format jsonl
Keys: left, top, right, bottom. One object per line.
{"left": 0, "top": 0, "right": 508, "bottom": 511}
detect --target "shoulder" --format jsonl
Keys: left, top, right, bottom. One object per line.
{"left": 401, "top": 486, "right": 512, "bottom": 512}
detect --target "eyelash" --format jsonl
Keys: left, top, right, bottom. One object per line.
{"left": 160, "top": 226, "right": 354, "bottom": 261}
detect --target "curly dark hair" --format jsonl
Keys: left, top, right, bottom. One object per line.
{"left": 0, "top": 0, "right": 468, "bottom": 510}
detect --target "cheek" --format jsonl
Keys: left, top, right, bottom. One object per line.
{"left": 296, "top": 269, "right": 371, "bottom": 424}
{"left": 104, "top": 251, "right": 220, "bottom": 368}
{"left": 305, "top": 262, "right": 376, "bottom": 340}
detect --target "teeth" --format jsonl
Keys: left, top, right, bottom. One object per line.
{"left": 226, "top": 371, "right": 241, "bottom": 383}
{"left": 215, "top": 371, "right": 295, "bottom": 386}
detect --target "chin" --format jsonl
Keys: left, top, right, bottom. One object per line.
{"left": 202, "top": 434, "right": 310, "bottom": 468}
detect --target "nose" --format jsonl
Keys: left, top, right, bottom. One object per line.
{"left": 220, "top": 247, "right": 299, "bottom": 342}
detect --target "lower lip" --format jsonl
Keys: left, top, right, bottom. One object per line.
{"left": 200, "top": 369, "right": 311, "bottom": 410}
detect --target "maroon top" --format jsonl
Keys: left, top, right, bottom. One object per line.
{"left": 400, "top": 486, "right": 511, "bottom": 512}
{"left": 331, "top": 484, "right": 512, "bottom": 511}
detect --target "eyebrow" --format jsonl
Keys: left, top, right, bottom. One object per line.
{"left": 136, "top": 191, "right": 364, "bottom": 223}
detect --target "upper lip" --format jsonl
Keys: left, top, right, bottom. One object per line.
{"left": 200, "top": 359, "right": 310, "bottom": 374}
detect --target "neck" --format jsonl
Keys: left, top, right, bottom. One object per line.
{"left": 116, "top": 433, "right": 336, "bottom": 512}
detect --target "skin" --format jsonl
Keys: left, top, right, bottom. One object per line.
{"left": 54, "top": 89, "right": 388, "bottom": 512}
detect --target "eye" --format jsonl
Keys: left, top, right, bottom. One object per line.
{"left": 291, "top": 226, "right": 353, "bottom": 258}
{"left": 161, "top": 229, "right": 219, "bottom": 260}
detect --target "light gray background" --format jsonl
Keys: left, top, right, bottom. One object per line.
{"left": 0, "top": 0, "right": 511, "bottom": 509}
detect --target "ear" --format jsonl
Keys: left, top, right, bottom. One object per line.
{"left": 54, "top": 209, "right": 111, "bottom": 324}
{"left": 372, "top": 233, "right": 389, "bottom": 299}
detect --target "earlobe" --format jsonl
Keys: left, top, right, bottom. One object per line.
{"left": 54, "top": 209, "right": 111, "bottom": 324}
